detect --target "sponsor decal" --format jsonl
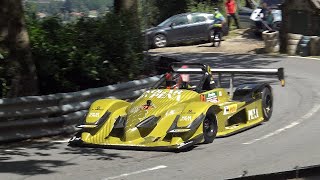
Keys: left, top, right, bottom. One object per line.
{"left": 141, "top": 104, "right": 154, "bottom": 110}
{"left": 187, "top": 109, "right": 196, "bottom": 114}
{"left": 140, "top": 90, "right": 183, "bottom": 101}
{"left": 223, "top": 104, "right": 237, "bottom": 115}
{"left": 181, "top": 115, "right": 192, "bottom": 121}
{"left": 92, "top": 106, "right": 103, "bottom": 111}
{"left": 140, "top": 100, "right": 154, "bottom": 110}
{"left": 206, "top": 92, "right": 219, "bottom": 103}
{"left": 69, "top": 136, "right": 81, "bottom": 142}
{"left": 248, "top": 108, "right": 259, "bottom": 120}
{"left": 165, "top": 110, "right": 176, "bottom": 116}
{"left": 88, "top": 112, "right": 100, "bottom": 117}
{"left": 129, "top": 106, "right": 140, "bottom": 114}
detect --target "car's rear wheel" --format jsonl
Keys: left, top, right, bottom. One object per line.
{"left": 212, "top": 33, "right": 221, "bottom": 47}
{"left": 203, "top": 113, "right": 218, "bottom": 143}
{"left": 209, "top": 29, "right": 221, "bottom": 47}
{"left": 262, "top": 87, "right": 273, "bottom": 121}
{"left": 209, "top": 29, "right": 215, "bottom": 42}
{"left": 153, "top": 34, "right": 167, "bottom": 48}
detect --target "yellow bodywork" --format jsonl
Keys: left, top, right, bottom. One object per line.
{"left": 74, "top": 87, "right": 265, "bottom": 150}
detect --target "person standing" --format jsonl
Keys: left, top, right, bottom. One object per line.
{"left": 225, "top": 0, "right": 240, "bottom": 29}
{"left": 212, "top": 8, "right": 225, "bottom": 43}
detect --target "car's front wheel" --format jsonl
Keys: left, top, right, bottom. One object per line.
{"left": 203, "top": 114, "right": 218, "bottom": 143}
{"left": 153, "top": 34, "right": 167, "bottom": 48}
{"left": 262, "top": 87, "right": 273, "bottom": 121}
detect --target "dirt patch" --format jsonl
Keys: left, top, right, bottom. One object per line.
{"left": 149, "top": 29, "right": 265, "bottom": 54}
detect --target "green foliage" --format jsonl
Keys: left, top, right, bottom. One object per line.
{"left": 24, "top": 0, "right": 113, "bottom": 16}
{"left": 0, "top": 62, "right": 10, "bottom": 97}
{"left": 138, "top": 0, "right": 190, "bottom": 28}
{"left": 187, "top": 0, "right": 225, "bottom": 15}
{"left": 0, "top": 37, "right": 10, "bottom": 97}
{"left": 27, "top": 12, "right": 144, "bottom": 94}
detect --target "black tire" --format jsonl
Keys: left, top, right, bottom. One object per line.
{"left": 261, "top": 87, "right": 273, "bottom": 121}
{"left": 211, "top": 31, "right": 221, "bottom": 47}
{"left": 203, "top": 111, "right": 218, "bottom": 143}
{"left": 153, "top": 34, "right": 167, "bottom": 48}
{"left": 209, "top": 29, "right": 215, "bottom": 42}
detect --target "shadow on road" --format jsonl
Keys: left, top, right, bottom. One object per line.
{"left": 0, "top": 160, "right": 75, "bottom": 175}
{"left": 0, "top": 140, "right": 132, "bottom": 176}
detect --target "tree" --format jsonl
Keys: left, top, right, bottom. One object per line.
{"left": 0, "top": 0, "right": 38, "bottom": 97}
{"left": 114, "top": 0, "right": 138, "bottom": 14}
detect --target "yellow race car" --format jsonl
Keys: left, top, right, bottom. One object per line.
{"left": 69, "top": 63, "right": 285, "bottom": 151}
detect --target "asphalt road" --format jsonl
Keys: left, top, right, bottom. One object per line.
{"left": 1, "top": 53, "right": 320, "bottom": 180}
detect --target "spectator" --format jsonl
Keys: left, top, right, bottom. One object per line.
{"left": 260, "top": 2, "right": 269, "bottom": 20}
{"left": 225, "top": 0, "right": 240, "bottom": 29}
{"left": 211, "top": 8, "right": 225, "bottom": 45}
{"left": 258, "top": 2, "right": 273, "bottom": 30}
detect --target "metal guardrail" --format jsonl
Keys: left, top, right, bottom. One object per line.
{"left": 0, "top": 75, "right": 161, "bottom": 142}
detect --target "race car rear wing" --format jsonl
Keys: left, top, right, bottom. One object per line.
{"left": 211, "top": 68, "right": 285, "bottom": 86}
{"left": 170, "top": 62, "right": 284, "bottom": 85}
{"left": 210, "top": 68, "right": 285, "bottom": 97}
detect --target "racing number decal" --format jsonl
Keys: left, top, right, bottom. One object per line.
{"left": 248, "top": 108, "right": 259, "bottom": 120}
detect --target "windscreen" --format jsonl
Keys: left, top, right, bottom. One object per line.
{"left": 154, "top": 73, "right": 204, "bottom": 91}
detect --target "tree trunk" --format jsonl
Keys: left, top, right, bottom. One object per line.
{"left": 1, "top": 0, "right": 38, "bottom": 98}
{"left": 114, "top": 0, "right": 138, "bottom": 14}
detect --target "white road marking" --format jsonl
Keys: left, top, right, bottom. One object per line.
{"left": 287, "top": 56, "right": 320, "bottom": 61}
{"left": 243, "top": 104, "right": 320, "bottom": 145}
{"left": 52, "top": 138, "right": 71, "bottom": 143}
{"left": 102, "top": 165, "right": 167, "bottom": 180}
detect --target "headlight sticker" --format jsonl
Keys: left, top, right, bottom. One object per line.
{"left": 223, "top": 104, "right": 237, "bottom": 115}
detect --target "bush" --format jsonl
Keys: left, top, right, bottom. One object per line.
{"left": 27, "top": 12, "right": 144, "bottom": 95}
{"left": 187, "top": 0, "right": 225, "bottom": 15}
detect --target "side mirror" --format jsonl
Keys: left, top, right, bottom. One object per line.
{"left": 169, "top": 23, "right": 175, "bottom": 28}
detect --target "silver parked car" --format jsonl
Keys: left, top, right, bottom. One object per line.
{"left": 144, "top": 12, "right": 228, "bottom": 48}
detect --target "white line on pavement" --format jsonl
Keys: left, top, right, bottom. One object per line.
{"left": 102, "top": 165, "right": 167, "bottom": 180}
{"left": 52, "top": 138, "right": 71, "bottom": 143}
{"left": 287, "top": 56, "right": 320, "bottom": 61}
{"left": 243, "top": 104, "right": 320, "bottom": 145}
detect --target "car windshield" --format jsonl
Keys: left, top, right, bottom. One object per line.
{"left": 153, "top": 73, "right": 204, "bottom": 91}
{"left": 152, "top": 64, "right": 211, "bottom": 91}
